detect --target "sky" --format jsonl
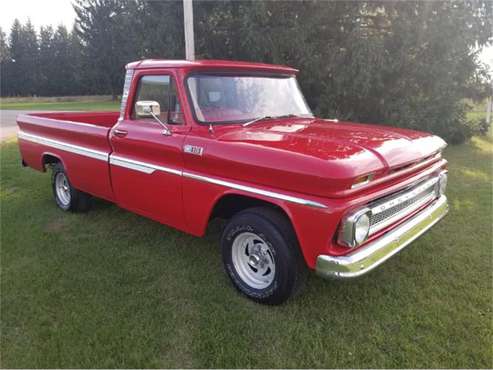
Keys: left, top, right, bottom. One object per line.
{"left": 1, "top": 0, "right": 76, "bottom": 32}
{"left": 1, "top": 0, "right": 492, "bottom": 69}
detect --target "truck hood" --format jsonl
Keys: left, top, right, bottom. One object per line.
{"left": 203, "top": 118, "right": 446, "bottom": 197}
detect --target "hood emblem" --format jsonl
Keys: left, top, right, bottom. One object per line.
{"left": 183, "top": 144, "right": 204, "bottom": 156}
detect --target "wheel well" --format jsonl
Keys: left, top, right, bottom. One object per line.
{"left": 42, "top": 154, "right": 61, "bottom": 170}
{"left": 210, "top": 194, "right": 287, "bottom": 221}
{"left": 210, "top": 194, "right": 306, "bottom": 268}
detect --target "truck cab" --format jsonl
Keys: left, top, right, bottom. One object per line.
{"left": 17, "top": 59, "right": 448, "bottom": 304}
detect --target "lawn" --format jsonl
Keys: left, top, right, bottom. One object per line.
{"left": 0, "top": 96, "right": 119, "bottom": 111}
{"left": 1, "top": 133, "right": 492, "bottom": 368}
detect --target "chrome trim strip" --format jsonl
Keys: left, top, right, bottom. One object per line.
{"left": 110, "top": 156, "right": 326, "bottom": 208}
{"left": 316, "top": 195, "right": 448, "bottom": 279}
{"left": 19, "top": 130, "right": 327, "bottom": 209}
{"left": 183, "top": 172, "right": 328, "bottom": 209}
{"left": 110, "top": 157, "right": 155, "bottom": 174}
{"left": 109, "top": 155, "right": 182, "bottom": 176}
{"left": 18, "top": 130, "right": 108, "bottom": 161}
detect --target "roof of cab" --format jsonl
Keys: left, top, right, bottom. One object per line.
{"left": 125, "top": 59, "right": 298, "bottom": 74}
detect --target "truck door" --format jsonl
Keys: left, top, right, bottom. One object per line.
{"left": 109, "top": 71, "right": 190, "bottom": 231}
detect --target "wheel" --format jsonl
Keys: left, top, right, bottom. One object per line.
{"left": 51, "top": 163, "right": 91, "bottom": 212}
{"left": 221, "top": 207, "right": 306, "bottom": 305}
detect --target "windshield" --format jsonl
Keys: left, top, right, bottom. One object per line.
{"left": 186, "top": 74, "right": 313, "bottom": 124}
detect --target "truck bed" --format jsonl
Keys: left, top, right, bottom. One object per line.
{"left": 17, "top": 111, "right": 119, "bottom": 202}
{"left": 20, "top": 111, "right": 120, "bottom": 128}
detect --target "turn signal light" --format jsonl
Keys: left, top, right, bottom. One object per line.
{"left": 351, "top": 174, "right": 374, "bottom": 189}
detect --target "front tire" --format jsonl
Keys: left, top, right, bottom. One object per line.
{"left": 51, "top": 163, "right": 91, "bottom": 212}
{"left": 221, "top": 207, "right": 305, "bottom": 305}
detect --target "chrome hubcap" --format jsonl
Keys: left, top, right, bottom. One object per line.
{"left": 55, "top": 172, "right": 71, "bottom": 206}
{"left": 231, "top": 232, "right": 276, "bottom": 289}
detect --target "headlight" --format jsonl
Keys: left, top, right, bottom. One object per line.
{"left": 338, "top": 208, "right": 372, "bottom": 248}
{"left": 436, "top": 171, "right": 448, "bottom": 196}
{"left": 354, "top": 212, "right": 371, "bottom": 245}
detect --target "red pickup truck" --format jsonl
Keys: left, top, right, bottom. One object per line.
{"left": 17, "top": 59, "right": 448, "bottom": 304}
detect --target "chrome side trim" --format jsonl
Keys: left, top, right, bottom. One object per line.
{"left": 182, "top": 171, "right": 328, "bottom": 209}
{"left": 109, "top": 155, "right": 182, "bottom": 176}
{"left": 18, "top": 130, "right": 108, "bottom": 161}
{"left": 110, "top": 156, "right": 155, "bottom": 174}
{"left": 109, "top": 157, "right": 327, "bottom": 208}
{"left": 316, "top": 195, "right": 448, "bottom": 279}
{"left": 19, "top": 130, "right": 327, "bottom": 209}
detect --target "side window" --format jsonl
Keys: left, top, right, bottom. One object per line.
{"left": 132, "top": 75, "right": 183, "bottom": 124}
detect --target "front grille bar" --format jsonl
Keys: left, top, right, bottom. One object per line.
{"left": 368, "top": 176, "right": 439, "bottom": 235}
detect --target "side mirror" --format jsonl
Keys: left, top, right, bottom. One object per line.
{"left": 134, "top": 100, "right": 171, "bottom": 136}
{"left": 135, "top": 100, "right": 161, "bottom": 118}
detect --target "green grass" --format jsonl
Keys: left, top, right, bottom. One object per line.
{"left": 0, "top": 100, "right": 120, "bottom": 111}
{"left": 1, "top": 134, "right": 492, "bottom": 368}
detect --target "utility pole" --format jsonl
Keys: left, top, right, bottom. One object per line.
{"left": 486, "top": 96, "right": 491, "bottom": 125}
{"left": 183, "top": 0, "right": 195, "bottom": 61}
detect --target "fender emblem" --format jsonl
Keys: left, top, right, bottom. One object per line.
{"left": 183, "top": 144, "right": 204, "bottom": 156}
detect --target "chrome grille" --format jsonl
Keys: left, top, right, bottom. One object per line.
{"left": 368, "top": 177, "right": 439, "bottom": 235}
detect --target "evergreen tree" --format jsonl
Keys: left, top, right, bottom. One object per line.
{"left": 135, "top": 0, "right": 184, "bottom": 59}
{"left": 0, "top": 26, "right": 11, "bottom": 96}
{"left": 69, "top": 25, "right": 85, "bottom": 95}
{"left": 0, "top": 27, "right": 8, "bottom": 62}
{"left": 38, "top": 26, "right": 54, "bottom": 95}
{"left": 7, "top": 19, "right": 23, "bottom": 96}
{"left": 8, "top": 19, "right": 39, "bottom": 96}
{"left": 73, "top": 0, "right": 141, "bottom": 98}
{"left": 51, "top": 25, "right": 76, "bottom": 95}
{"left": 21, "top": 20, "right": 39, "bottom": 95}
{"left": 1, "top": 1, "right": 490, "bottom": 142}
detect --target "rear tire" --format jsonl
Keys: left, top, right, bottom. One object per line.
{"left": 221, "top": 207, "right": 306, "bottom": 305}
{"left": 51, "top": 163, "right": 91, "bottom": 212}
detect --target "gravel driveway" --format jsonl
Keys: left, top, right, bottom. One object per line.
{"left": 0, "top": 110, "right": 26, "bottom": 141}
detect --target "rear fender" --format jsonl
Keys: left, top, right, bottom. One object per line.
{"left": 41, "top": 152, "right": 67, "bottom": 173}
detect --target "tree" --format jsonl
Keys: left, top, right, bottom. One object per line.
{"left": 38, "top": 26, "right": 54, "bottom": 95}
{"left": 0, "top": 27, "right": 8, "bottom": 62}
{"left": 51, "top": 25, "right": 78, "bottom": 95}
{"left": 73, "top": 0, "right": 141, "bottom": 98}
{"left": 8, "top": 19, "right": 39, "bottom": 96}
{"left": 190, "top": 0, "right": 491, "bottom": 143}
{"left": 2, "top": 1, "right": 491, "bottom": 143}
{"left": 135, "top": 0, "right": 184, "bottom": 59}
{"left": 0, "top": 26, "right": 11, "bottom": 95}
{"left": 68, "top": 25, "right": 85, "bottom": 95}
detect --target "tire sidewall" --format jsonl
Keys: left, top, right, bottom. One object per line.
{"left": 52, "top": 166, "right": 73, "bottom": 211}
{"left": 222, "top": 212, "right": 295, "bottom": 303}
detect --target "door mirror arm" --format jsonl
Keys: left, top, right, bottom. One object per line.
{"left": 135, "top": 100, "right": 172, "bottom": 136}
{"left": 150, "top": 111, "right": 172, "bottom": 136}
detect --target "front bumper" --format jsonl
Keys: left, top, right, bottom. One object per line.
{"left": 315, "top": 195, "right": 448, "bottom": 279}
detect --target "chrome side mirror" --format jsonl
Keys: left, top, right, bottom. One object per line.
{"left": 135, "top": 100, "right": 171, "bottom": 136}
{"left": 135, "top": 100, "right": 161, "bottom": 117}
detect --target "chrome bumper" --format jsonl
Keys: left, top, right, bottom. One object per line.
{"left": 316, "top": 195, "right": 448, "bottom": 279}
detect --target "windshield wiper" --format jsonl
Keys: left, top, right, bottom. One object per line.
{"left": 242, "top": 115, "right": 274, "bottom": 127}
{"left": 242, "top": 114, "right": 304, "bottom": 127}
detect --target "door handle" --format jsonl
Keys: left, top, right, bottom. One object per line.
{"left": 113, "top": 129, "right": 128, "bottom": 138}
